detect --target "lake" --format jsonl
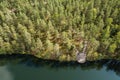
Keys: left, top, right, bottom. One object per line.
{"left": 0, "top": 54, "right": 120, "bottom": 80}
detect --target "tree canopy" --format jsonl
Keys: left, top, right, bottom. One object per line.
{"left": 0, "top": 0, "right": 120, "bottom": 61}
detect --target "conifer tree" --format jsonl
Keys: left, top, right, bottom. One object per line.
{"left": 0, "top": 0, "right": 119, "bottom": 61}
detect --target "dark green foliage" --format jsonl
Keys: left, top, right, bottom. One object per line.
{"left": 0, "top": 0, "right": 120, "bottom": 61}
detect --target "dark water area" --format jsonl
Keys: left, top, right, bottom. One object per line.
{"left": 0, "top": 54, "right": 120, "bottom": 80}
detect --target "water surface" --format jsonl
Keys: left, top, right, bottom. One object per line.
{"left": 0, "top": 54, "right": 120, "bottom": 80}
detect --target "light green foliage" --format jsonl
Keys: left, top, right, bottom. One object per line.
{"left": 36, "top": 38, "right": 43, "bottom": 49}
{"left": 109, "top": 43, "right": 117, "bottom": 54}
{"left": 0, "top": 37, "right": 4, "bottom": 53}
{"left": 116, "top": 32, "right": 120, "bottom": 43}
{"left": 103, "top": 26, "right": 110, "bottom": 39}
{"left": 45, "top": 39, "right": 53, "bottom": 52}
{"left": 0, "top": 0, "right": 120, "bottom": 61}
{"left": 106, "top": 18, "right": 113, "bottom": 25}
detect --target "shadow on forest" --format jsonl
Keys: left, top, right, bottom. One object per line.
{"left": 0, "top": 54, "right": 120, "bottom": 76}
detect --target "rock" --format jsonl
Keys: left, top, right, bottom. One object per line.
{"left": 76, "top": 53, "right": 86, "bottom": 63}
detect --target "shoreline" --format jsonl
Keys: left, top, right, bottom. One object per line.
{"left": 0, "top": 53, "right": 119, "bottom": 63}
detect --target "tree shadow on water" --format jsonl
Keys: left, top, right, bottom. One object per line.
{"left": 0, "top": 54, "right": 120, "bottom": 76}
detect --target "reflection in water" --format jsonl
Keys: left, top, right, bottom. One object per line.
{"left": 0, "top": 66, "right": 13, "bottom": 80}
{"left": 0, "top": 54, "right": 120, "bottom": 80}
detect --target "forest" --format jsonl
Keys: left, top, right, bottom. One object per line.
{"left": 0, "top": 0, "right": 120, "bottom": 61}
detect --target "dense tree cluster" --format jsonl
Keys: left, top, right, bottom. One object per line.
{"left": 0, "top": 0, "right": 120, "bottom": 61}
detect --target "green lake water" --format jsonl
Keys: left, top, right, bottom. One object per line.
{"left": 0, "top": 55, "right": 120, "bottom": 80}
